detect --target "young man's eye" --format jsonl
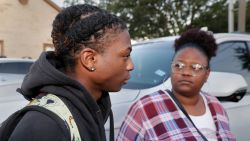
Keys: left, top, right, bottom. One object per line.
{"left": 123, "top": 54, "right": 130, "bottom": 61}
{"left": 125, "top": 54, "right": 131, "bottom": 58}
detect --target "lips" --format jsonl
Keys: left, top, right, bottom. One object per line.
{"left": 178, "top": 80, "right": 193, "bottom": 85}
{"left": 124, "top": 80, "right": 128, "bottom": 84}
{"left": 123, "top": 76, "right": 130, "bottom": 84}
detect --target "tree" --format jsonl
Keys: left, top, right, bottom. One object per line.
{"left": 63, "top": 0, "right": 249, "bottom": 38}
{"left": 107, "top": 0, "right": 237, "bottom": 39}
{"left": 63, "top": 0, "right": 97, "bottom": 7}
{"left": 191, "top": 0, "right": 228, "bottom": 33}
{"left": 63, "top": 0, "right": 108, "bottom": 9}
{"left": 107, "top": 0, "right": 170, "bottom": 39}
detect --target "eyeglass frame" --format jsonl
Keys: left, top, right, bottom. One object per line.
{"left": 171, "top": 61, "right": 209, "bottom": 76}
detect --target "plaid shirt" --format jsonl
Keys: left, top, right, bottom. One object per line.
{"left": 117, "top": 90, "right": 235, "bottom": 141}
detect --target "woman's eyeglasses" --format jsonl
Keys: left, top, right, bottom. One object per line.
{"left": 171, "top": 61, "right": 208, "bottom": 76}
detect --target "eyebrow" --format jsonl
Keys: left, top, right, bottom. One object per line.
{"left": 122, "top": 46, "right": 132, "bottom": 53}
{"left": 119, "top": 46, "right": 132, "bottom": 56}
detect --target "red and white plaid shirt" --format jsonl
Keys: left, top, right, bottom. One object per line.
{"left": 117, "top": 90, "right": 235, "bottom": 141}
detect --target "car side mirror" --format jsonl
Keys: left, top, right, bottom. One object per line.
{"left": 202, "top": 72, "right": 248, "bottom": 102}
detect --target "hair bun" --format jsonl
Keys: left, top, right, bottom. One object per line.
{"left": 174, "top": 28, "right": 218, "bottom": 61}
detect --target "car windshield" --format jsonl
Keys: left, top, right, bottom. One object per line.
{"left": 123, "top": 40, "right": 175, "bottom": 89}
{"left": 0, "top": 62, "right": 33, "bottom": 74}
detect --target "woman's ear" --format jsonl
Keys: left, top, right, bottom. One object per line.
{"left": 79, "top": 48, "right": 97, "bottom": 72}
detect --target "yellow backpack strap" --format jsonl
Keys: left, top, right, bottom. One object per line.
{"left": 28, "top": 94, "right": 81, "bottom": 141}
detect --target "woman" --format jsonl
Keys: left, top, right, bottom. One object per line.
{"left": 117, "top": 28, "right": 235, "bottom": 141}
{"left": 8, "top": 4, "right": 134, "bottom": 141}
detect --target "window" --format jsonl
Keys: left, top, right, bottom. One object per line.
{"left": 0, "top": 40, "right": 4, "bottom": 57}
{"left": 0, "top": 62, "right": 33, "bottom": 74}
{"left": 43, "top": 43, "right": 54, "bottom": 51}
{"left": 123, "top": 41, "right": 175, "bottom": 89}
{"left": 210, "top": 41, "right": 250, "bottom": 92}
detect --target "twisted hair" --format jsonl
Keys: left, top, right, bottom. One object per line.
{"left": 51, "top": 4, "right": 127, "bottom": 70}
{"left": 174, "top": 28, "right": 217, "bottom": 63}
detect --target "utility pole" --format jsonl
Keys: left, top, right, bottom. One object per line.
{"left": 228, "top": 0, "right": 235, "bottom": 32}
{"left": 238, "top": 0, "right": 246, "bottom": 32}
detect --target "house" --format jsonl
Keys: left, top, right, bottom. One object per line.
{"left": 0, "top": 0, "right": 61, "bottom": 59}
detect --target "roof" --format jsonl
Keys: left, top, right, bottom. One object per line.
{"left": 214, "top": 33, "right": 250, "bottom": 43}
{"left": 43, "top": 0, "right": 62, "bottom": 12}
{"left": 133, "top": 36, "right": 178, "bottom": 45}
{"left": 134, "top": 33, "right": 250, "bottom": 46}
{"left": 214, "top": 32, "right": 250, "bottom": 37}
{"left": 0, "top": 58, "right": 35, "bottom": 63}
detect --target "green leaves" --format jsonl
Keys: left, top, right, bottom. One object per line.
{"left": 107, "top": 0, "right": 229, "bottom": 39}
{"left": 63, "top": 0, "right": 250, "bottom": 39}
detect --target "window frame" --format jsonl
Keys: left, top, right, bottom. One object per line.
{"left": 211, "top": 40, "right": 250, "bottom": 92}
{"left": 0, "top": 40, "right": 4, "bottom": 57}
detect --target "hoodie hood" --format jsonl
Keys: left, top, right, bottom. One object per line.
{"left": 20, "top": 51, "right": 77, "bottom": 99}
{"left": 18, "top": 52, "right": 111, "bottom": 140}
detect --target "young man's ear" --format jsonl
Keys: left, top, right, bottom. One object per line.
{"left": 79, "top": 48, "right": 97, "bottom": 72}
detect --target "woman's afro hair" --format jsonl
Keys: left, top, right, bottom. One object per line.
{"left": 174, "top": 28, "right": 218, "bottom": 61}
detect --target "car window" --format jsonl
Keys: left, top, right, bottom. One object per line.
{"left": 123, "top": 41, "right": 174, "bottom": 89}
{"left": 0, "top": 62, "right": 33, "bottom": 74}
{"left": 210, "top": 41, "right": 250, "bottom": 92}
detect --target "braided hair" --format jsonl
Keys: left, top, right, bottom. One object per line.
{"left": 174, "top": 28, "right": 218, "bottom": 66}
{"left": 51, "top": 4, "right": 127, "bottom": 70}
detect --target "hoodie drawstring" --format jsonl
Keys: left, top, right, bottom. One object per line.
{"left": 109, "top": 110, "right": 114, "bottom": 141}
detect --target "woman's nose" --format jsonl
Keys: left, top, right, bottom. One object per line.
{"left": 180, "top": 66, "right": 194, "bottom": 76}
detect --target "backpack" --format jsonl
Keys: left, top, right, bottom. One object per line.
{"left": 0, "top": 94, "right": 81, "bottom": 141}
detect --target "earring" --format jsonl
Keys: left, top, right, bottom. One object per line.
{"left": 90, "top": 67, "right": 96, "bottom": 72}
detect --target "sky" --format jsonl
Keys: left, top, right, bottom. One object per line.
{"left": 51, "top": 0, "right": 64, "bottom": 7}
{"left": 51, "top": 0, "right": 100, "bottom": 7}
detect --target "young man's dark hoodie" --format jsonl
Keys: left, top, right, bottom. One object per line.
{"left": 9, "top": 51, "right": 112, "bottom": 141}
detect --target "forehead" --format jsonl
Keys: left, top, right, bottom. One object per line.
{"left": 103, "top": 30, "right": 131, "bottom": 52}
{"left": 107, "top": 30, "right": 131, "bottom": 46}
{"left": 173, "top": 47, "right": 208, "bottom": 64}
